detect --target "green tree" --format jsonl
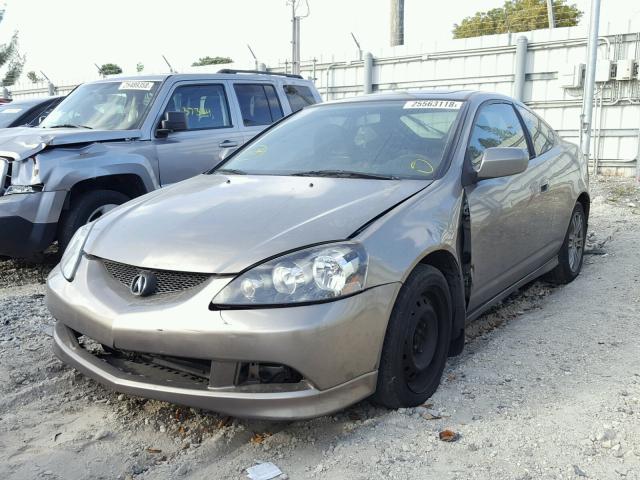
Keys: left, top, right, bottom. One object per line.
{"left": 26, "top": 71, "right": 43, "bottom": 83}
{"left": 99, "top": 63, "right": 123, "bottom": 76}
{"left": 191, "top": 56, "right": 233, "bottom": 67}
{"left": 0, "top": 8, "right": 25, "bottom": 87}
{"left": 453, "top": 0, "right": 582, "bottom": 39}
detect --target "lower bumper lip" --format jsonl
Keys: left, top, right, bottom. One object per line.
{"left": 53, "top": 321, "right": 377, "bottom": 421}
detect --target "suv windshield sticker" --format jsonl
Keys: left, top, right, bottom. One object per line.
{"left": 403, "top": 100, "right": 463, "bottom": 109}
{"left": 118, "top": 81, "right": 155, "bottom": 91}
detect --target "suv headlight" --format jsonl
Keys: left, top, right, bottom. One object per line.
{"left": 212, "top": 242, "right": 368, "bottom": 307}
{"left": 60, "top": 223, "right": 94, "bottom": 281}
{"left": 5, "top": 156, "right": 42, "bottom": 194}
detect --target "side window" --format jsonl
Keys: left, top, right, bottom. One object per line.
{"left": 163, "top": 84, "right": 231, "bottom": 130}
{"left": 283, "top": 84, "right": 316, "bottom": 113}
{"left": 516, "top": 105, "right": 556, "bottom": 157}
{"left": 467, "top": 103, "right": 527, "bottom": 170}
{"left": 234, "top": 83, "right": 284, "bottom": 127}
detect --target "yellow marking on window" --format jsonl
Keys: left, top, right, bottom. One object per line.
{"left": 410, "top": 158, "right": 434, "bottom": 175}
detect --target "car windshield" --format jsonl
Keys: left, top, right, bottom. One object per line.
{"left": 40, "top": 80, "right": 161, "bottom": 130}
{"left": 217, "top": 99, "right": 463, "bottom": 180}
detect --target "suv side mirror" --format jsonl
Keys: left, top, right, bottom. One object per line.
{"left": 476, "top": 147, "right": 528, "bottom": 180}
{"left": 156, "top": 111, "right": 188, "bottom": 138}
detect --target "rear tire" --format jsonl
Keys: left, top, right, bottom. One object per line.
{"left": 546, "top": 202, "right": 586, "bottom": 284}
{"left": 57, "top": 190, "right": 129, "bottom": 253}
{"left": 372, "top": 264, "right": 452, "bottom": 408}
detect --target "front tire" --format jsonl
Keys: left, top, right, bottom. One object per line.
{"left": 57, "top": 190, "right": 129, "bottom": 253}
{"left": 373, "top": 264, "right": 452, "bottom": 408}
{"left": 547, "top": 202, "right": 586, "bottom": 284}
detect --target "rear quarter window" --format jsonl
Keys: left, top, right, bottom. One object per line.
{"left": 516, "top": 105, "right": 556, "bottom": 157}
{"left": 283, "top": 85, "right": 316, "bottom": 113}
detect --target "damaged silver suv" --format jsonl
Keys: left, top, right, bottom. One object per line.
{"left": 0, "top": 71, "right": 320, "bottom": 258}
{"left": 47, "top": 91, "right": 589, "bottom": 420}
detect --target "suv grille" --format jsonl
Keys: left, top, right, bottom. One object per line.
{"left": 102, "top": 259, "right": 211, "bottom": 296}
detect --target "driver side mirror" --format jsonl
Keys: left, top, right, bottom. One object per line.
{"left": 156, "top": 111, "right": 188, "bottom": 138}
{"left": 476, "top": 147, "right": 528, "bottom": 181}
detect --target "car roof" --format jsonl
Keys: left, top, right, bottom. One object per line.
{"left": 322, "top": 90, "right": 514, "bottom": 105}
{"left": 1, "top": 96, "right": 62, "bottom": 108}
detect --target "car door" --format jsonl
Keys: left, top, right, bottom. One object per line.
{"left": 515, "top": 105, "right": 569, "bottom": 255}
{"left": 464, "top": 101, "right": 544, "bottom": 312}
{"left": 229, "top": 82, "right": 285, "bottom": 143}
{"left": 154, "top": 81, "right": 244, "bottom": 186}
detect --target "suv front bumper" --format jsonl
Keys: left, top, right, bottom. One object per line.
{"left": 0, "top": 191, "right": 65, "bottom": 257}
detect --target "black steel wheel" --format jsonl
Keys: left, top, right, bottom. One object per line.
{"left": 373, "top": 264, "right": 452, "bottom": 408}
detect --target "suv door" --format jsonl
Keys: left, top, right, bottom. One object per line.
{"left": 464, "top": 101, "right": 543, "bottom": 312}
{"left": 154, "top": 81, "right": 243, "bottom": 185}
{"left": 230, "top": 82, "right": 285, "bottom": 143}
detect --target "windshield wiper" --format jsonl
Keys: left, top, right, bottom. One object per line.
{"left": 290, "top": 169, "right": 399, "bottom": 180}
{"left": 47, "top": 124, "right": 93, "bottom": 129}
{"left": 216, "top": 168, "right": 247, "bottom": 175}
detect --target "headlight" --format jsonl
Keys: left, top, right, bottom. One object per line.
{"left": 60, "top": 223, "right": 94, "bottom": 281}
{"left": 10, "top": 156, "right": 41, "bottom": 187}
{"left": 212, "top": 242, "right": 368, "bottom": 306}
{"left": 5, "top": 185, "right": 43, "bottom": 195}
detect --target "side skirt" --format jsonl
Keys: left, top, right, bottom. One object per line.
{"left": 465, "top": 256, "right": 559, "bottom": 322}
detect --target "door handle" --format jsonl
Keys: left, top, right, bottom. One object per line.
{"left": 219, "top": 140, "right": 238, "bottom": 148}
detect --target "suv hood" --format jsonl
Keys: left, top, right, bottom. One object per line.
{"left": 86, "top": 174, "right": 431, "bottom": 274}
{"left": 0, "top": 127, "right": 142, "bottom": 161}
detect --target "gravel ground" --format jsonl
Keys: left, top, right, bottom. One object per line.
{"left": 0, "top": 177, "right": 639, "bottom": 480}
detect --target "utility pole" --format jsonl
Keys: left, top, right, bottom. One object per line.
{"left": 580, "top": 0, "right": 601, "bottom": 164}
{"left": 390, "top": 0, "right": 404, "bottom": 46}
{"left": 546, "top": 0, "right": 556, "bottom": 28}
{"left": 291, "top": 1, "right": 301, "bottom": 75}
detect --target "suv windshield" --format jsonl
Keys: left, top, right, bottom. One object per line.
{"left": 41, "top": 80, "right": 161, "bottom": 130}
{"left": 217, "top": 100, "right": 463, "bottom": 180}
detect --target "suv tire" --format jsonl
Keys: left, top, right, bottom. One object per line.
{"left": 57, "top": 190, "right": 130, "bottom": 253}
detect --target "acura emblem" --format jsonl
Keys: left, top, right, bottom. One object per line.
{"left": 130, "top": 271, "right": 157, "bottom": 297}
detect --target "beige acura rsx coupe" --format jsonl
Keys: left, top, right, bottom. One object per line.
{"left": 46, "top": 91, "right": 589, "bottom": 420}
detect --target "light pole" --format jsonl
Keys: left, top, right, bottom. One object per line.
{"left": 580, "top": 0, "right": 601, "bottom": 166}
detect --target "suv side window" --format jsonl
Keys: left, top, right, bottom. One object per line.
{"left": 233, "top": 83, "right": 284, "bottom": 127}
{"left": 467, "top": 103, "right": 527, "bottom": 170}
{"left": 516, "top": 105, "right": 555, "bottom": 157}
{"left": 283, "top": 85, "right": 317, "bottom": 113}
{"left": 163, "top": 84, "right": 231, "bottom": 130}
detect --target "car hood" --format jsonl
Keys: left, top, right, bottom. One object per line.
{"left": 0, "top": 127, "right": 142, "bottom": 161}
{"left": 86, "top": 174, "right": 431, "bottom": 274}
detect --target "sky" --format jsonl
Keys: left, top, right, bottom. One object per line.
{"left": 0, "top": 0, "right": 636, "bottom": 85}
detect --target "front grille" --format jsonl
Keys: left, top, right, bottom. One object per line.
{"left": 102, "top": 259, "right": 211, "bottom": 296}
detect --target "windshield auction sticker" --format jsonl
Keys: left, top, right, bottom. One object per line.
{"left": 118, "top": 81, "right": 155, "bottom": 91}
{"left": 403, "top": 100, "right": 463, "bottom": 109}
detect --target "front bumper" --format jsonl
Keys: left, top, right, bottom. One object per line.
{"left": 0, "top": 191, "right": 66, "bottom": 257}
{"left": 47, "top": 258, "right": 400, "bottom": 419}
